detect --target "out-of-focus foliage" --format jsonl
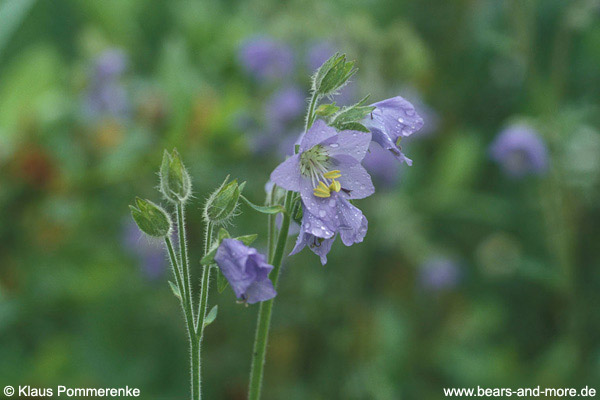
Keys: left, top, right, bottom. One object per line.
{"left": 1, "top": 0, "right": 599, "bottom": 399}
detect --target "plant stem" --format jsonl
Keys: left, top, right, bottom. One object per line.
{"left": 267, "top": 184, "right": 277, "bottom": 262}
{"left": 165, "top": 235, "right": 198, "bottom": 400}
{"left": 177, "top": 203, "right": 193, "bottom": 311}
{"left": 248, "top": 191, "right": 293, "bottom": 400}
{"left": 305, "top": 92, "right": 320, "bottom": 132}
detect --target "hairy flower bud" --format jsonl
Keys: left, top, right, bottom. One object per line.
{"left": 160, "top": 149, "right": 191, "bottom": 204}
{"left": 204, "top": 176, "right": 244, "bottom": 225}
{"left": 311, "top": 53, "right": 357, "bottom": 97}
{"left": 130, "top": 197, "right": 173, "bottom": 238}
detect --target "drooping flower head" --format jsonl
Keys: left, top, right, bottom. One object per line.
{"left": 214, "top": 239, "right": 277, "bottom": 304}
{"left": 418, "top": 257, "right": 461, "bottom": 291}
{"left": 363, "top": 96, "right": 424, "bottom": 165}
{"left": 238, "top": 37, "right": 295, "bottom": 82}
{"left": 489, "top": 124, "right": 549, "bottom": 178}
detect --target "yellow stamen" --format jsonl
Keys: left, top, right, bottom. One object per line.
{"left": 329, "top": 180, "right": 341, "bottom": 192}
{"left": 323, "top": 170, "right": 341, "bottom": 179}
{"left": 313, "top": 187, "right": 331, "bottom": 198}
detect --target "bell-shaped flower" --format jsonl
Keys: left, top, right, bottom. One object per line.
{"left": 214, "top": 239, "right": 277, "bottom": 304}
{"left": 363, "top": 96, "right": 424, "bottom": 165}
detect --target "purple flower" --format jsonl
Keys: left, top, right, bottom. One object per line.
{"left": 270, "top": 119, "right": 374, "bottom": 219}
{"left": 265, "top": 85, "right": 306, "bottom": 126}
{"left": 489, "top": 124, "right": 549, "bottom": 178}
{"left": 238, "top": 37, "right": 294, "bottom": 81}
{"left": 94, "top": 49, "right": 127, "bottom": 81}
{"left": 362, "top": 142, "right": 401, "bottom": 188}
{"left": 418, "top": 257, "right": 461, "bottom": 291}
{"left": 363, "top": 96, "right": 424, "bottom": 165}
{"left": 214, "top": 239, "right": 277, "bottom": 304}
{"left": 86, "top": 49, "right": 129, "bottom": 118}
{"left": 290, "top": 192, "right": 368, "bottom": 264}
{"left": 306, "top": 41, "right": 336, "bottom": 71}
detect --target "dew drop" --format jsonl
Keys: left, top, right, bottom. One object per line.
{"left": 319, "top": 210, "right": 326, "bottom": 218}
{"left": 329, "top": 199, "right": 336, "bottom": 207}
{"left": 397, "top": 117, "right": 405, "bottom": 124}
{"left": 329, "top": 143, "right": 339, "bottom": 148}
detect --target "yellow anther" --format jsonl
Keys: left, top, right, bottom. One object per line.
{"left": 313, "top": 181, "right": 332, "bottom": 198}
{"left": 317, "top": 181, "right": 329, "bottom": 191}
{"left": 329, "top": 180, "right": 341, "bottom": 192}
{"left": 323, "top": 170, "right": 341, "bottom": 179}
{"left": 313, "top": 187, "right": 331, "bottom": 198}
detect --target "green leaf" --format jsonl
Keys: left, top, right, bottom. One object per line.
{"left": 236, "top": 234, "right": 258, "bottom": 246}
{"left": 240, "top": 195, "right": 286, "bottom": 215}
{"left": 217, "top": 228, "right": 230, "bottom": 241}
{"left": 311, "top": 53, "right": 357, "bottom": 96}
{"left": 203, "top": 305, "right": 218, "bottom": 327}
{"left": 335, "top": 122, "right": 370, "bottom": 132}
{"left": 168, "top": 281, "right": 181, "bottom": 300}
{"left": 217, "top": 269, "right": 229, "bottom": 293}
{"left": 315, "top": 103, "right": 340, "bottom": 117}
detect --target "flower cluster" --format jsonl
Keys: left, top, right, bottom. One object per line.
{"left": 271, "top": 95, "right": 423, "bottom": 264}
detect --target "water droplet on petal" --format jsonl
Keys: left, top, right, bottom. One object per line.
{"left": 319, "top": 210, "right": 326, "bottom": 218}
{"left": 329, "top": 143, "right": 339, "bottom": 148}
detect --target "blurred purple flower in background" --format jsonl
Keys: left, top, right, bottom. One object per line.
{"left": 362, "top": 142, "right": 402, "bottom": 188}
{"left": 418, "top": 257, "right": 461, "bottom": 291}
{"left": 238, "top": 37, "right": 295, "bottom": 81}
{"left": 214, "top": 238, "right": 277, "bottom": 304}
{"left": 122, "top": 220, "right": 166, "bottom": 280}
{"left": 86, "top": 48, "right": 129, "bottom": 118}
{"left": 489, "top": 124, "right": 549, "bottom": 178}
{"left": 306, "top": 41, "right": 336, "bottom": 71}
{"left": 265, "top": 85, "right": 306, "bottom": 127}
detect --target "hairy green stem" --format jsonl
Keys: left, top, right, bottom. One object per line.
{"left": 177, "top": 203, "right": 193, "bottom": 312}
{"left": 267, "top": 184, "right": 277, "bottom": 262}
{"left": 248, "top": 191, "right": 293, "bottom": 400}
{"left": 165, "top": 235, "right": 198, "bottom": 400}
{"left": 305, "top": 91, "right": 320, "bottom": 132}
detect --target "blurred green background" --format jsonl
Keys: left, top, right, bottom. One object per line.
{"left": 1, "top": 0, "right": 600, "bottom": 399}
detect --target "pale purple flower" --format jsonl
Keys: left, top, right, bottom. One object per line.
{"left": 270, "top": 119, "right": 374, "bottom": 220}
{"left": 214, "top": 238, "right": 276, "bottom": 304}
{"left": 363, "top": 96, "right": 424, "bottom": 165}
{"left": 306, "top": 41, "right": 336, "bottom": 71}
{"left": 419, "top": 257, "right": 461, "bottom": 291}
{"left": 290, "top": 192, "right": 368, "bottom": 265}
{"left": 490, "top": 124, "right": 549, "bottom": 178}
{"left": 362, "top": 142, "right": 401, "bottom": 187}
{"left": 238, "top": 37, "right": 294, "bottom": 81}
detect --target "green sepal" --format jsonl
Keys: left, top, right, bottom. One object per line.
{"left": 315, "top": 103, "right": 340, "bottom": 117}
{"left": 129, "top": 197, "right": 172, "bottom": 238}
{"left": 204, "top": 176, "right": 243, "bottom": 225}
{"left": 160, "top": 149, "right": 191, "bottom": 204}
{"left": 203, "top": 305, "right": 218, "bottom": 327}
{"left": 312, "top": 53, "right": 357, "bottom": 96}
{"left": 168, "top": 281, "right": 181, "bottom": 300}
{"left": 240, "top": 195, "right": 286, "bottom": 215}
{"left": 329, "top": 95, "right": 375, "bottom": 132}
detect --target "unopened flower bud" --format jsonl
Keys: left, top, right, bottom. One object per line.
{"left": 204, "top": 176, "right": 243, "bottom": 225}
{"left": 160, "top": 149, "right": 191, "bottom": 204}
{"left": 130, "top": 197, "right": 173, "bottom": 238}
